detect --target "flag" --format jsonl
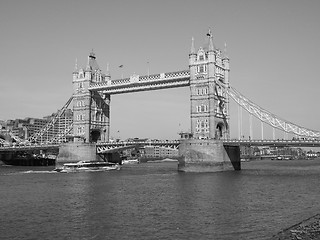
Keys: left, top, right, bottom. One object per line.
{"left": 119, "top": 65, "right": 123, "bottom": 68}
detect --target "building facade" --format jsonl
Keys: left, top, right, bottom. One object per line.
{"left": 141, "top": 145, "right": 179, "bottom": 159}
{"left": 1, "top": 108, "right": 73, "bottom": 143}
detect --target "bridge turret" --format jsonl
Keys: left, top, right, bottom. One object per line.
{"left": 207, "top": 29, "right": 217, "bottom": 139}
{"left": 73, "top": 58, "right": 78, "bottom": 81}
{"left": 208, "top": 28, "right": 215, "bottom": 52}
{"left": 72, "top": 52, "right": 96, "bottom": 143}
{"left": 189, "top": 37, "right": 197, "bottom": 79}
{"left": 189, "top": 29, "right": 230, "bottom": 140}
{"left": 206, "top": 28, "right": 215, "bottom": 64}
{"left": 85, "top": 56, "right": 92, "bottom": 81}
{"left": 72, "top": 51, "right": 111, "bottom": 143}
{"left": 105, "top": 63, "right": 111, "bottom": 81}
{"left": 222, "top": 43, "right": 230, "bottom": 85}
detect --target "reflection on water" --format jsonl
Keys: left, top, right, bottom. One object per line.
{"left": 1, "top": 159, "right": 320, "bottom": 239}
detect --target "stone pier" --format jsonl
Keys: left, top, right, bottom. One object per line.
{"left": 178, "top": 139, "right": 241, "bottom": 172}
{"left": 55, "top": 143, "right": 100, "bottom": 169}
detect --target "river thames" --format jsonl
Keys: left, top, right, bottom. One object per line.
{"left": 1, "top": 159, "right": 320, "bottom": 239}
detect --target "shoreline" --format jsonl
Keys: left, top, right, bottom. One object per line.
{"left": 274, "top": 214, "right": 320, "bottom": 239}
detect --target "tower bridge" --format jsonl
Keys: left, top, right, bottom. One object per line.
{"left": 1, "top": 29, "right": 319, "bottom": 171}
{"left": 72, "top": 31, "right": 230, "bottom": 144}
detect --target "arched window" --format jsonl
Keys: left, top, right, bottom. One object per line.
{"left": 96, "top": 112, "right": 101, "bottom": 122}
{"left": 196, "top": 104, "right": 209, "bottom": 113}
{"left": 197, "top": 48, "right": 206, "bottom": 61}
{"left": 197, "top": 64, "right": 207, "bottom": 74}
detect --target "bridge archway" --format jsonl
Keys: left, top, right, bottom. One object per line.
{"left": 216, "top": 122, "right": 227, "bottom": 140}
{"left": 90, "top": 129, "right": 101, "bottom": 143}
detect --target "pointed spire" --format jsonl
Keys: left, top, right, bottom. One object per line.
{"left": 73, "top": 58, "right": 78, "bottom": 73}
{"left": 207, "top": 28, "right": 215, "bottom": 51}
{"left": 224, "top": 42, "right": 229, "bottom": 59}
{"left": 85, "top": 56, "right": 91, "bottom": 71}
{"left": 89, "top": 49, "right": 96, "bottom": 59}
{"left": 206, "top": 28, "right": 212, "bottom": 37}
{"left": 190, "top": 37, "right": 196, "bottom": 54}
{"left": 106, "top": 63, "right": 110, "bottom": 76}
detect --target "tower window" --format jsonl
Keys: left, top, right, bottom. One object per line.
{"left": 196, "top": 87, "right": 208, "bottom": 95}
{"left": 196, "top": 119, "right": 209, "bottom": 133}
{"left": 77, "top": 101, "right": 84, "bottom": 107}
{"left": 76, "top": 114, "right": 85, "bottom": 121}
{"left": 196, "top": 104, "right": 209, "bottom": 113}
{"left": 197, "top": 65, "right": 206, "bottom": 73}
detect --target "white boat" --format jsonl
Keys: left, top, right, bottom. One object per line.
{"left": 56, "top": 161, "right": 121, "bottom": 173}
{"left": 122, "top": 159, "right": 139, "bottom": 164}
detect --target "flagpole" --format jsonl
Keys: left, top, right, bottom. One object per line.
{"left": 119, "top": 65, "right": 124, "bottom": 79}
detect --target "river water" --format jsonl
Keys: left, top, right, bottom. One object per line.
{"left": 1, "top": 159, "right": 320, "bottom": 240}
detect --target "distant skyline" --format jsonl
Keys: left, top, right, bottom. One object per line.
{"left": 1, "top": 0, "right": 320, "bottom": 140}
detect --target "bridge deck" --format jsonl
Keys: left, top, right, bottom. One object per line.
{"left": 0, "top": 144, "right": 59, "bottom": 152}
{"left": 1, "top": 139, "right": 320, "bottom": 153}
{"left": 89, "top": 70, "right": 190, "bottom": 94}
{"left": 223, "top": 139, "right": 320, "bottom": 147}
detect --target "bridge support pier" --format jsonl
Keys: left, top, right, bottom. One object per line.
{"left": 178, "top": 139, "right": 241, "bottom": 172}
{"left": 55, "top": 143, "right": 101, "bottom": 169}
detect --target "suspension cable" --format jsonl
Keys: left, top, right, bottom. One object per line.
{"left": 215, "top": 79, "right": 320, "bottom": 139}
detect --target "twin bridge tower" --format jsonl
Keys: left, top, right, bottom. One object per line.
{"left": 72, "top": 31, "right": 230, "bottom": 143}
{"left": 62, "top": 31, "right": 240, "bottom": 172}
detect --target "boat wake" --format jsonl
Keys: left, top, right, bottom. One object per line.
{"left": 5, "top": 170, "right": 58, "bottom": 175}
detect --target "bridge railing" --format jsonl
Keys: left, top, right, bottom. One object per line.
{"left": 224, "top": 138, "right": 320, "bottom": 147}
{"left": 96, "top": 140, "right": 180, "bottom": 153}
{"left": 89, "top": 70, "right": 190, "bottom": 91}
{"left": 97, "top": 140, "right": 180, "bottom": 145}
{"left": 0, "top": 143, "right": 60, "bottom": 152}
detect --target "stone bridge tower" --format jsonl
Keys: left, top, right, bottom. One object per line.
{"left": 72, "top": 51, "right": 110, "bottom": 143}
{"left": 189, "top": 30, "right": 230, "bottom": 140}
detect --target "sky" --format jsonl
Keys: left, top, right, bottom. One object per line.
{"left": 0, "top": 0, "right": 319, "bottom": 140}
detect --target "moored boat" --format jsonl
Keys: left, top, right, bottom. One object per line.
{"left": 1, "top": 155, "right": 56, "bottom": 166}
{"left": 55, "top": 161, "right": 121, "bottom": 173}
